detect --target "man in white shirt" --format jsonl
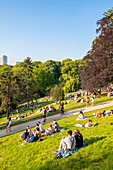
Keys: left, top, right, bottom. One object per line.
{"left": 59, "top": 130, "right": 76, "bottom": 151}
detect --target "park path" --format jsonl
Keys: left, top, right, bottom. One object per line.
{"left": 0, "top": 100, "right": 113, "bottom": 138}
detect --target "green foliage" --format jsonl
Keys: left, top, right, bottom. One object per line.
{"left": 50, "top": 85, "right": 64, "bottom": 102}
{"left": 33, "top": 67, "right": 55, "bottom": 96}
{"left": 0, "top": 65, "right": 18, "bottom": 117}
{"left": 0, "top": 58, "right": 84, "bottom": 116}
{"left": 60, "top": 59, "right": 84, "bottom": 93}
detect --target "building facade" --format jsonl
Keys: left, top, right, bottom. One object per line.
{"left": 0, "top": 55, "right": 8, "bottom": 65}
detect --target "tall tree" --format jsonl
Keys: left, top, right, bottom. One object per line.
{"left": 0, "top": 65, "right": 17, "bottom": 117}
{"left": 22, "top": 57, "right": 34, "bottom": 109}
{"left": 81, "top": 9, "right": 113, "bottom": 92}
{"left": 60, "top": 59, "right": 84, "bottom": 93}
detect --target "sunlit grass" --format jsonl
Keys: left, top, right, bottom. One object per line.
{"left": 0, "top": 96, "right": 113, "bottom": 129}
{"left": 1, "top": 105, "right": 113, "bottom": 170}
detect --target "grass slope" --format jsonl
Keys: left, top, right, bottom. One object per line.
{"left": 1, "top": 105, "right": 113, "bottom": 170}
{"left": 0, "top": 96, "right": 113, "bottom": 129}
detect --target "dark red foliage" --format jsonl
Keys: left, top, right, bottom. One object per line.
{"left": 80, "top": 10, "right": 113, "bottom": 92}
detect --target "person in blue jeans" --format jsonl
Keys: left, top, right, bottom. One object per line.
{"left": 28, "top": 130, "right": 39, "bottom": 142}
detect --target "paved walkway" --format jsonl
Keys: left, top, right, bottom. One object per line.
{"left": 0, "top": 100, "right": 113, "bottom": 138}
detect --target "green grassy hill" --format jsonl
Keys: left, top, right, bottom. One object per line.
{"left": 1, "top": 95, "right": 113, "bottom": 129}
{"left": 1, "top": 106, "right": 113, "bottom": 170}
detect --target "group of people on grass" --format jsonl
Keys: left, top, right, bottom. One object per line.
{"left": 75, "top": 108, "right": 113, "bottom": 128}
{"left": 55, "top": 129, "right": 84, "bottom": 158}
{"left": 41, "top": 103, "right": 65, "bottom": 122}
{"left": 93, "top": 109, "right": 113, "bottom": 118}
{"left": 18, "top": 105, "right": 113, "bottom": 159}
{"left": 20, "top": 120, "right": 60, "bottom": 143}
{"left": 20, "top": 119, "right": 84, "bottom": 159}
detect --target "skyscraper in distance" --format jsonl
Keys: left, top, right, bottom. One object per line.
{"left": 0, "top": 55, "right": 8, "bottom": 65}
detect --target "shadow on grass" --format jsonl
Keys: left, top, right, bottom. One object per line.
{"left": 35, "top": 136, "right": 107, "bottom": 170}
{"left": 84, "top": 136, "right": 106, "bottom": 145}
{"left": 34, "top": 152, "right": 111, "bottom": 170}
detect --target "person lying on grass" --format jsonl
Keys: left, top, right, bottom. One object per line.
{"left": 93, "top": 110, "right": 112, "bottom": 118}
{"left": 75, "top": 119, "right": 97, "bottom": 128}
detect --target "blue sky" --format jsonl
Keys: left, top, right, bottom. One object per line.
{"left": 0, "top": 0, "right": 113, "bottom": 65}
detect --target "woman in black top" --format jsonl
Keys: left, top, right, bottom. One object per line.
{"left": 74, "top": 129, "right": 83, "bottom": 149}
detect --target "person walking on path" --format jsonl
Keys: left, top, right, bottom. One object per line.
{"left": 59, "top": 102, "right": 65, "bottom": 116}
{"left": 91, "top": 96, "right": 95, "bottom": 106}
{"left": 1, "top": 100, "right": 113, "bottom": 138}
{"left": 42, "top": 108, "right": 47, "bottom": 122}
{"left": 6, "top": 117, "right": 12, "bottom": 133}
{"left": 86, "top": 97, "right": 90, "bottom": 107}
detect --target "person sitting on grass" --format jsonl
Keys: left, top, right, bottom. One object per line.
{"left": 38, "top": 121, "right": 45, "bottom": 133}
{"left": 48, "top": 105, "right": 53, "bottom": 112}
{"left": 55, "top": 130, "right": 76, "bottom": 158}
{"left": 20, "top": 126, "right": 33, "bottom": 142}
{"left": 28, "top": 128, "right": 41, "bottom": 143}
{"left": 34, "top": 123, "right": 39, "bottom": 131}
{"left": 45, "top": 124, "right": 55, "bottom": 135}
{"left": 20, "top": 126, "right": 30, "bottom": 141}
{"left": 53, "top": 120, "right": 60, "bottom": 132}
{"left": 75, "top": 119, "right": 96, "bottom": 128}
{"left": 76, "top": 111, "right": 85, "bottom": 120}
{"left": 73, "top": 129, "right": 83, "bottom": 150}
{"left": 59, "top": 130, "right": 76, "bottom": 151}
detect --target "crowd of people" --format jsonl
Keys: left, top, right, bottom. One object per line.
{"left": 20, "top": 119, "right": 84, "bottom": 159}
{"left": 5, "top": 90, "right": 113, "bottom": 160}
{"left": 20, "top": 120, "right": 60, "bottom": 143}
{"left": 7, "top": 101, "right": 113, "bottom": 160}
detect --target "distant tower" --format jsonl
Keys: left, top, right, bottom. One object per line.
{"left": 0, "top": 55, "right": 8, "bottom": 65}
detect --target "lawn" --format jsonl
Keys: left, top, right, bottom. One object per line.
{"left": 1, "top": 105, "right": 113, "bottom": 170}
{"left": 0, "top": 95, "right": 113, "bottom": 129}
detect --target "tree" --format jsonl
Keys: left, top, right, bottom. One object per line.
{"left": 41, "top": 60, "right": 61, "bottom": 84}
{"left": 33, "top": 60, "right": 61, "bottom": 97}
{"left": 60, "top": 59, "right": 84, "bottom": 93}
{"left": 0, "top": 65, "right": 18, "bottom": 117}
{"left": 80, "top": 9, "right": 113, "bottom": 92}
{"left": 50, "top": 85, "right": 64, "bottom": 102}
{"left": 22, "top": 57, "right": 34, "bottom": 109}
